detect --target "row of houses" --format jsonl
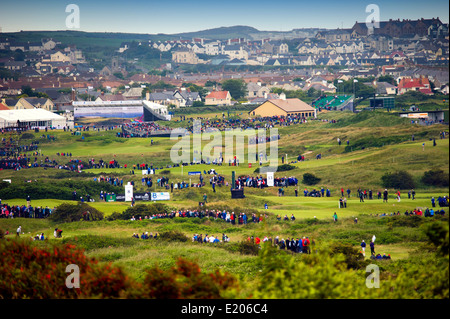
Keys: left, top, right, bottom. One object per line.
{"left": 0, "top": 38, "right": 58, "bottom": 52}
{"left": 1, "top": 97, "right": 55, "bottom": 111}
{"left": 1, "top": 46, "right": 87, "bottom": 77}
{"left": 170, "top": 39, "right": 447, "bottom": 67}
{"left": 314, "top": 18, "right": 447, "bottom": 40}
{"left": 128, "top": 38, "right": 289, "bottom": 57}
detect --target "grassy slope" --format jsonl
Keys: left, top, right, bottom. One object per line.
{"left": 1, "top": 110, "right": 448, "bottom": 283}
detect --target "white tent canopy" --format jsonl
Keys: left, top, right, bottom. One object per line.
{"left": 0, "top": 108, "right": 67, "bottom": 129}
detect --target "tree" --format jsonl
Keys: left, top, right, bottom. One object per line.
{"left": 0, "top": 67, "right": 19, "bottom": 81}
{"left": 192, "top": 101, "right": 205, "bottom": 107}
{"left": 149, "top": 81, "right": 176, "bottom": 91}
{"left": 302, "top": 173, "right": 321, "bottom": 185}
{"left": 378, "top": 75, "right": 395, "bottom": 85}
{"left": 221, "top": 79, "right": 247, "bottom": 100}
{"left": 307, "top": 87, "right": 320, "bottom": 98}
{"left": 141, "top": 87, "right": 151, "bottom": 98}
{"left": 381, "top": 171, "right": 415, "bottom": 189}
{"left": 113, "top": 72, "right": 124, "bottom": 80}
{"left": 21, "top": 85, "right": 34, "bottom": 97}
{"left": 205, "top": 80, "right": 218, "bottom": 87}
{"left": 421, "top": 169, "right": 449, "bottom": 187}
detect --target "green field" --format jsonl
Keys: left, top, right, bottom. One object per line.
{"left": 1, "top": 109, "right": 449, "bottom": 299}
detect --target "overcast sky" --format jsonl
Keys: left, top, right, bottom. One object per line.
{"left": 0, "top": 0, "right": 448, "bottom": 34}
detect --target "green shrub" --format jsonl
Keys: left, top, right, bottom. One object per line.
{"left": 49, "top": 203, "right": 104, "bottom": 223}
{"left": 254, "top": 164, "right": 295, "bottom": 174}
{"left": 302, "top": 173, "right": 321, "bottom": 185}
{"left": 0, "top": 240, "right": 132, "bottom": 298}
{"left": 424, "top": 222, "right": 449, "bottom": 256}
{"left": 224, "top": 241, "right": 260, "bottom": 256}
{"left": 131, "top": 258, "right": 239, "bottom": 299}
{"left": 253, "top": 245, "right": 374, "bottom": 298}
{"left": 192, "top": 101, "right": 205, "bottom": 107}
{"left": 275, "top": 164, "right": 296, "bottom": 172}
{"left": 329, "top": 242, "right": 369, "bottom": 270}
{"left": 158, "top": 230, "right": 188, "bottom": 242}
{"left": 20, "top": 133, "right": 35, "bottom": 140}
{"left": 421, "top": 169, "right": 449, "bottom": 187}
{"left": 381, "top": 171, "right": 415, "bottom": 189}
{"left": 111, "top": 203, "right": 170, "bottom": 220}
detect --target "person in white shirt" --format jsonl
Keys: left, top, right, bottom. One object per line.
{"left": 16, "top": 226, "right": 21, "bottom": 237}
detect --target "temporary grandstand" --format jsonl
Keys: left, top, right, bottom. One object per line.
{"left": 72, "top": 100, "right": 171, "bottom": 121}
{"left": 311, "top": 95, "right": 354, "bottom": 111}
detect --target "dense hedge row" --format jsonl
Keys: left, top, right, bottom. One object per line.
{"left": 0, "top": 180, "right": 123, "bottom": 200}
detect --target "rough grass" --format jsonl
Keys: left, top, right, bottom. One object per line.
{"left": 1, "top": 109, "right": 448, "bottom": 285}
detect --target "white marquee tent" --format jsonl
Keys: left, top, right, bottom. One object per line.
{"left": 0, "top": 108, "right": 68, "bottom": 129}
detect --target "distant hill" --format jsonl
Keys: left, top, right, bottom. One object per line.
{"left": 169, "top": 25, "right": 261, "bottom": 40}
{"left": 168, "top": 25, "right": 322, "bottom": 40}
{"left": 2, "top": 25, "right": 321, "bottom": 48}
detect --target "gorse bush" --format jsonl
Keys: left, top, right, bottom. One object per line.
{"left": 253, "top": 245, "right": 372, "bottom": 299}
{"left": 19, "top": 133, "right": 35, "bottom": 140}
{"left": 108, "top": 203, "right": 170, "bottom": 220}
{"left": 129, "top": 258, "right": 240, "bottom": 299}
{"left": 158, "top": 230, "right": 189, "bottom": 242}
{"left": 424, "top": 222, "right": 449, "bottom": 256}
{"left": 421, "top": 169, "right": 449, "bottom": 187}
{"left": 0, "top": 240, "right": 132, "bottom": 299}
{"left": 224, "top": 241, "right": 260, "bottom": 256}
{"left": 302, "top": 173, "right": 321, "bottom": 185}
{"left": 49, "top": 203, "right": 104, "bottom": 223}
{"left": 381, "top": 170, "right": 415, "bottom": 189}
{"left": 329, "top": 242, "right": 369, "bottom": 270}
{"left": 0, "top": 239, "right": 241, "bottom": 299}
{"left": 253, "top": 164, "right": 296, "bottom": 174}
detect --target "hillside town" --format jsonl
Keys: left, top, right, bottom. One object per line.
{"left": 0, "top": 17, "right": 448, "bottom": 129}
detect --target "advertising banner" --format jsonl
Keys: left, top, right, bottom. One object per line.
{"left": 151, "top": 192, "right": 171, "bottom": 201}
{"left": 267, "top": 172, "right": 274, "bottom": 187}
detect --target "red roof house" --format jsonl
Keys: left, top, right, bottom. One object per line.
{"left": 205, "top": 90, "right": 232, "bottom": 105}
{"left": 398, "top": 77, "right": 433, "bottom": 95}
